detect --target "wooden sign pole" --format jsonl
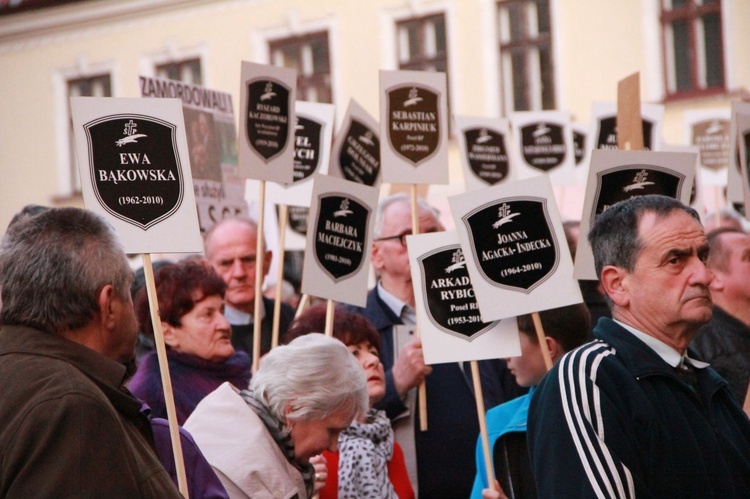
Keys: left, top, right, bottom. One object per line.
{"left": 295, "top": 293, "right": 310, "bottom": 319}
{"left": 471, "top": 360, "right": 497, "bottom": 493}
{"left": 743, "top": 381, "right": 750, "bottom": 418}
{"left": 411, "top": 184, "right": 429, "bottom": 431}
{"left": 142, "top": 254, "right": 189, "bottom": 498}
{"left": 253, "top": 181, "right": 267, "bottom": 373}
{"left": 324, "top": 299, "right": 335, "bottom": 337}
{"left": 617, "top": 72, "right": 644, "bottom": 151}
{"left": 532, "top": 312, "right": 553, "bottom": 371}
{"left": 271, "top": 203, "right": 289, "bottom": 348}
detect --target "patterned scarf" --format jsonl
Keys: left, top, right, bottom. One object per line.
{"left": 337, "top": 408, "right": 397, "bottom": 499}
{"left": 239, "top": 388, "right": 315, "bottom": 497}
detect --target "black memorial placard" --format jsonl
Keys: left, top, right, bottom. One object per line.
{"left": 339, "top": 119, "right": 381, "bottom": 186}
{"left": 596, "top": 117, "right": 654, "bottom": 150}
{"left": 592, "top": 166, "right": 684, "bottom": 219}
{"left": 386, "top": 85, "right": 440, "bottom": 165}
{"left": 313, "top": 195, "right": 370, "bottom": 282}
{"left": 246, "top": 79, "right": 291, "bottom": 162}
{"left": 573, "top": 130, "right": 586, "bottom": 166}
{"left": 288, "top": 206, "right": 309, "bottom": 236}
{"left": 293, "top": 115, "right": 322, "bottom": 183}
{"left": 691, "top": 119, "right": 730, "bottom": 171}
{"left": 419, "top": 245, "right": 498, "bottom": 341}
{"left": 463, "top": 198, "right": 559, "bottom": 293}
{"left": 520, "top": 123, "right": 567, "bottom": 172}
{"left": 84, "top": 114, "right": 183, "bottom": 230}
{"left": 464, "top": 127, "right": 509, "bottom": 185}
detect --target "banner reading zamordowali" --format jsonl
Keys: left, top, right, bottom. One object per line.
{"left": 238, "top": 62, "right": 296, "bottom": 184}
{"left": 139, "top": 75, "right": 248, "bottom": 233}
{"left": 380, "top": 70, "right": 449, "bottom": 185}
{"left": 301, "top": 174, "right": 378, "bottom": 307}
{"left": 455, "top": 115, "right": 514, "bottom": 191}
{"left": 407, "top": 230, "right": 521, "bottom": 364}
{"left": 329, "top": 98, "right": 382, "bottom": 187}
{"left": 573, "top": 149, "right": 696, "bottom": 280}
{"left": 70, "top": 97, "right": 203, "bottom": 254}
{"left": 449, "top": 176, "right": 581, "bottom": 322}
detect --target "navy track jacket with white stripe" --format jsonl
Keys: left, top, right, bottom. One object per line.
{"left": 528, "top": 318, "right": 750, "bottom": 498}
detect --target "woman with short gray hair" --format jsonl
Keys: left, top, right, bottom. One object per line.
{"left": 185, "top": 333, "right": 368, "bottom": 498}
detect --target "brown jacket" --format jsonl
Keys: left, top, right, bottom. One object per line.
{"left": 0, "top": 325, "right": 182, "bottom": 498}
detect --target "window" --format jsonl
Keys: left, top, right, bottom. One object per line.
{"left": 156, "top": 58, "right": 202, "bottom": 85}
{"left": 67, "top": 74, "right": 111, "bottom": 193}
{"left": 661, "top": 0, "right": 724, "bottom": 99}
{"left": 396, "top": 13, "right": 448, "bottom": 73}
{"left": 497, "top": 0, "right": 555, "bottom": 113}
{"left": 269, "top": 31, "right": 332, "bottom": 103}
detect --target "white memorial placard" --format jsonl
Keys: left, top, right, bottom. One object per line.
{"left": 449, "top": 176, "right": 581, "bottom": 321}
{"left": 662, "top": 143, "right": 702, "bottom": 212}
{"left": 280, "top": 205, "right": 310, "bottom": 251}
{"left": 238, "top": 62, "right": 296, "bottom": 184}
{"left": 574, "top": 149, "right": 696, "bottom": 280}
{"left": 301, "top": 175, "right": 378, "bottom": 306}
{"left": 380, "top": 70, "right": 449, "bottom": 185}
{"left": 70, "top": 97, "right": 202, "bottom": 254}
{"left": 684, "top": 108, "right": 731, "bottom": 187}
{"left": 584, "top": 101, "right": 664, "bottom": 168}
{"left": 737, "top": 113, "right": 750, "bottom": 219}
{"left": 329, "top": 99, "right": 382, "bottom": 187}
{"left": 455, "top": 115, "right": 514, "bottom": 191}
{"left": 139, "top": 75, "right": 248, "bottom": 233}
{"left": 728, "top": 102, "right": 750, "bottom": 213}
{"left": 571, "top": 122, "right": 589, "bottom": 182}
{"left": 407, "top": 230, "right": 521, "bottom": 364}
{"left": 267, "top": 101, "right": 335, "bottom": 206}
{"left": 509, "top": 110, "right": 576, "bottom": 185}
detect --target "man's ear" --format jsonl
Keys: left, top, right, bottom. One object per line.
{"left": 546, "top": 337, "right": 564, "bottom": 365}
{"left": 709, "top": 269, "right": 724, "bottom": 292}
{"left": 600, "top": 265, "right": 629, "bottom": 307}
{"left": 97, "top": 284, "right": 117, "bottom": 330}
{"left": 371, "top": 242, "right": 384, "bottom": 271}
{"left": 161, "top": 322, "right": 179, "bottom": 348}
{"left": 262, "top": 250, "right": 273, "bottom": 278}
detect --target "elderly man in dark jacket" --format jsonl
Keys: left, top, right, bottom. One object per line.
{"left": 0, "top": 207, "right": 182, "bottom": 497}
{"left": 528, "top": 195, "right": 750, "bottom": 498}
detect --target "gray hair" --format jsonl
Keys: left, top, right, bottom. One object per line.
{"left": 373, "top": 193, "right": 440, "bottom": 239}
{"left": 588, "top": 195, "right": 701, "bottom": 279}
{"left": 250, "top": 333, "right": 368, "bottom": 423}
{"left": 203, "top": 216, "right": 264, "bottom": 258}
{"left": 0, "top": 207, "right": 133, "bottom": 334}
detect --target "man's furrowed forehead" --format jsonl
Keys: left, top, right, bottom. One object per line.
{"left": 382, "top": 201, "right": 439, "bottom": 233}
{"left": 637, "top": 209, "right": 707, "bottom": 254}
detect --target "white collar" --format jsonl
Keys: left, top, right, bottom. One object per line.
{"left": 224, "top": 303, "right": 265, "bottom": 326}
{"left": 377, "top": 282, "right": 415, "bottom": 325}
{"left": 614, "top": 320, "right": 709, "bottom": 369}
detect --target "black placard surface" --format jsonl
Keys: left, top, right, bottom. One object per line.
{"left": 313, "top": 195, "right": 370, "bottom": 282}
{"left": 418, "top": 245, "right": 498, "bottom": 341}
{"left": 246, "top": 79, "right": 291, "bottom": 162}
{"left": 464, "top": 127, "right": 509, "bottom": 185}
{"left": 463, "top": 198, "right": 559, "bottom": 293}
{"left": 84, "top": 114, "right": 183, "bottom": 230}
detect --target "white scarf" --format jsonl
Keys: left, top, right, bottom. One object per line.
{"left": 337, "top": 408, "right": 397, "bottom": 498}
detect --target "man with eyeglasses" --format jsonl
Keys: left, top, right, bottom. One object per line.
{"left": 345, "top": 193, "right": 524, "bottom": 498}
{"left": 204, "top": 217, "right": 295, "bottom": 359}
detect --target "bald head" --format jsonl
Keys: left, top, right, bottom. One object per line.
{"left": 204, "top": 218, "right": 271, "bottom": 313}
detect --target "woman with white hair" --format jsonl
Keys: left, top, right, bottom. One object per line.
{"left": 184, "top": 333, "right": 368, "bottom": 498}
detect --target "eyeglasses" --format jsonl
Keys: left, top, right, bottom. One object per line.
{"left": 374, "top": 231, "right": 411, "bottom": 247}
{"left": 374, "top": 227, "right": 440, "bottom": 247}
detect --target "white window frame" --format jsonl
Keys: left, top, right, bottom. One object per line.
{"left": 52, "top": 57, "right": 118, "bottom": 197}
{"left": 252, "top": 13, "right": 339, "bottom": 107}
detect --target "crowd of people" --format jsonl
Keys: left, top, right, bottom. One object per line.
{"left": 0, "top": 193, "right": 749, "bottom": 498}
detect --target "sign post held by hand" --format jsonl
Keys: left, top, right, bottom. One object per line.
{"left": 406, "top": 230, "right": 521, "bottom": 492}
{"left": 71, "top": 97, "right": 205, "bottom": 498}
{"left": 238, "top": 62, "right": 296, "bottom": 371}
{"left": 267, "top": 101, "right": 335, "bottom": 347}
{"left": 380, "top": 69, "right": 449, "bottom": 430}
